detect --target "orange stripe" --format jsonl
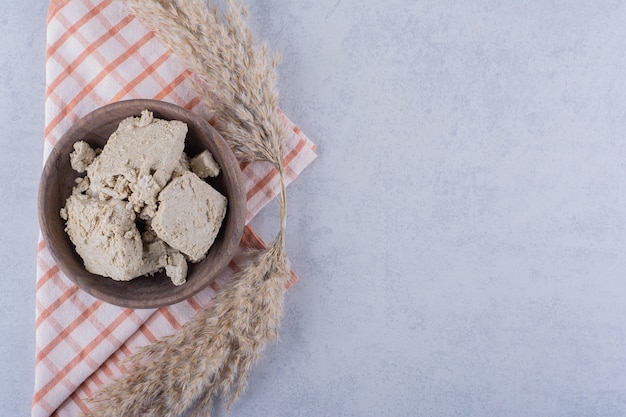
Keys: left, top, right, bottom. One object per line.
{"left": 74, "top": 395, "right": 90, "bottom": 414}
{"left": 47, "top": 0, "right": 71, "bottom": 24}
{"left": 241, "top": 225, "right": 266, "bottom": 250}
{"left": 35, "top": 285, "right": 79, "bottom": 327}
{"left": 187, "top": 91, "right": 204, "bottom": 111}
{"left": 127, "top": 309, "right": 149, "bottom": 327}
{"left": 153, "top": 70, "right": 192, "bottom": 101}
{"left": 46, "top": 13, "right": 135, "bottom": 97}
{"left": 159, "top": 307, "right": 182, "bottom": 330}
{"left": 32, "top": 395, "right": 55, "bottom": 414}
{"left": 286, "top": 269, "right": 299, "bottom": 289}
{"left": 44, "top": 87, "right": 79, "bottom": 147}
{"left": 283, "top": 136, "right": 309, "bottom": 168}
{"left": 36, "top": 252, "right": 52, "bottom": 272}
{"left": 77, "top": 368, "right": 100, "bottom": 396}
{"left": 81, "top": 376, "right": 97, "bottom": 397}
{"left": 228, "top": 259, "right": 241, "bottom": 273}
{"left": 94, "top": 10, "right": 190, "bottom": 105}
{"left": 187, "top": 296, "right": 203, "bottom": 313}
{"left": 36, "top": 264, "right": 60, "bottom": 292}
{"left": 285, "top": 160, "right": 297, "bottom": 180}
{"left": 109, "top": 50, "right": 171, "bottom": 101}
{"left": 44, "top": 30, "right": 155, "bottom": 138}
{"left": 46, "top": 0, "right": 112, "bottom": 58}
{"left": 246, "top": 167, "right": 278, "bottom": 202}
{"left": 138, "top": 319, "right": 158, "bottom": 344}
{"left": 58, "top": 10, "right": 152, "bottom": 106}
{"left": 99, "top": 353, "right": 122, "bottom": 380}
{"left": 246, "top": 136, "right": 307, "bottom": 202}
{"left": 36, "top": 301, "right": 105, "bottom": 362}
{"left": 33, "top": 308, "right": 134, "bottom": 403}
{"left": 38, "top": 239, "right": 47, "bottom": 252}
{"left": 185, "top": 96, "right": 202, "bottom": 110}
{"left": 119, "top": 343, "right": 134, "bottom": 359}
{"left": 71, "top": 342, "right": 101, "bottom": 373}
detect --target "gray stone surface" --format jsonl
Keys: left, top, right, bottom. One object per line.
{"left": 0, "top": 1, "right": 46, "bottom": 416}
{"left": 3, "top": 1, "right": 626, "bottom": 416}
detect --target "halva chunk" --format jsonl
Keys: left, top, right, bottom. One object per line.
{"left": 86, "top": 109, "right": 186, "bottom": 213}
{"left": 152, "top": 171, "right": 227, "bottom": 262}
{"left": 61, "top": 110, "right": 227, "bottom": 286}
{"left": 190, "top": 149, "right": 221, "bottom": 178}
{"left": 63, "top": 194, "right": 143, "bottom": 281}
{"left": 69, "top": 141, "right": 96, "bottom": 173}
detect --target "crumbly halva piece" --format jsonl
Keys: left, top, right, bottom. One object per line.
{"left": 63, "top": 194, "right": 189, "bottom": 283}
{"left": 152, "top": 171, "right": 227, "bottom": 262}
{"left": 172, "top": 152, "right": 191, "bottom": 178}
{"left": 190, "top": 149, "right": 220, "bottom": 178}
{"left": 69, "top": 141, "right": 96, "bottom": 173}
{"left": 63, "top": 194, "right": 144, "bottom": 281}
{"left": 86, "top": 109, "right": 187, "bottom": 214}
{"left": 62, "top": 110, "right": 227, "bottom": 286}
{"left": 164, "top": 249, "right": 188, "bottom": 286}
{"left": 136, "top": 228, "right": 189, "bottom": 285}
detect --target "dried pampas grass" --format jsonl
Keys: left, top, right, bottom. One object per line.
{"left": 129, "top": 0, "right": 285, "bottom": 169}
{"left": 84, "top": 0, "right": 292, "bottom": 415}
{"left": 85, "top": 244, "right": 288, "bottom": 417}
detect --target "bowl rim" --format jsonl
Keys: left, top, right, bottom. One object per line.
{"left": 38, "top": 99, "right": 246, "bottom": 309}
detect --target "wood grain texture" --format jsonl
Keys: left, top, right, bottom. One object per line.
{"left": 38, "top": 99, "right": 246, "bottom": 308}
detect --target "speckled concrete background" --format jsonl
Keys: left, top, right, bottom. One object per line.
{"left": 3, "top": 1, "right": 626, "bottom": 416}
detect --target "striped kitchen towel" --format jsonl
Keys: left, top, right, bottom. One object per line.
{"left": 33, "top": 1, "right": 317, "bottom": 416}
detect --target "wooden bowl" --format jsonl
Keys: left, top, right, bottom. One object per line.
{"left": 38, "top": 99, "right": 246, "bottom": 308}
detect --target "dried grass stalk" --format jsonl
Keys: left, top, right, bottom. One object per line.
{"left": 128, "top": 0, "right": 285, "bottom": 168}
{"left": 84, "top": 0, "right": 291, "bottom": 415}
{"left": 85, "top": 242, "right": 289, "bottom": 417}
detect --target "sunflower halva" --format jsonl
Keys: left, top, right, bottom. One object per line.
{"left": 60, "top": 110, "right": 227, "bottom": 286}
